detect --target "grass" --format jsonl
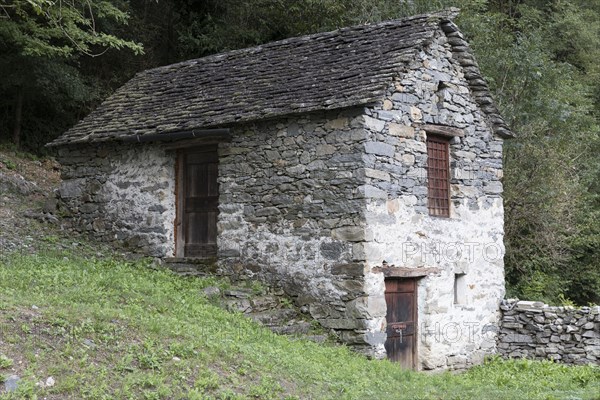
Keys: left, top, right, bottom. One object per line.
{"left": 0, "top": 251, "right": 599, "bottom": 399}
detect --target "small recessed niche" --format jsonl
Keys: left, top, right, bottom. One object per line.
{"left": 454, "top": 273, "right": 467, "bottom": 305}
{"left": 435, "top": 81, "right": 451, "bottom": 110}
{"left": 437, "top": 81, "right": 450, "bottom": 91}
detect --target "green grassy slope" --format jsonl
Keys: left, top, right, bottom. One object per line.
{"left": 0, "top": 253, "right": 598, "bottom": 399}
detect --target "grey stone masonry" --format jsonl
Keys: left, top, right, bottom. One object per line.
{"left": 216, "top": 108, "right": 376, "bottom": 353}
{"left": 498, "top": 300, "right": 600, "bottom": 365}
{"left": 56, "top": 143, "right": 176, "bottom": 257}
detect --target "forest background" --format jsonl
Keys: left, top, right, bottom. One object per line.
{"left": 1, "top": 0, "right": 598, "bottom": 305}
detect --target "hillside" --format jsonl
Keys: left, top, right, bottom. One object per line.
{"left": 0, "top": 148, "right": 63, "bottom": 252}
{"left": 0, "top": 148, "right": 599, "bottom": 399}
{"left": 0, "top": 147, "right": 135, "bottom": 265}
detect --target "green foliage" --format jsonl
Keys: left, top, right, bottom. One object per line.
{"left": 135, "top": 340, "right": 165, "bottom": 371}
{"left": 194, "top": 369, "right": 220, "bottom": 391}
{"left": 0, "top": 354, "right": 13, "bottom": 369}
{"left": 459, "top": 356, "right": 600, "bottom": 398}
{"left": 457, "top": 0, "right": 600, "bottom": 305}
{"left": 1, "top": 54, "right": 107, "bottom": 148}
{"left": 173, "top": 0, "right": 461, "bottom": 58}
{"left": 248, "top": 376, "right": 283, "bottom": 399}
{"left": 0, "top": 0, "right": 142, "bottom": 57}
{"left": 0, "top": 0, "right": 143, "bottom": 150}
{"left": 0, "top": 157, "right": 16, "bottom": 170}
{"left": 245, "top": 279, "right": 267, "bottom": 296}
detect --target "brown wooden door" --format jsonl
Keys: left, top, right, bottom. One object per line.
{"left": 385, "top": 278, "right": 417, "bottom": 368}
{"left": 177, "top": 146, "right": 218, "bottom": 258}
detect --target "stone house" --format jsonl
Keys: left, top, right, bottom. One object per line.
{"left": 49, "top": 10, "right": 513, "bottom": 370}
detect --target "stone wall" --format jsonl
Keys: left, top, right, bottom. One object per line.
{"left": 56, "top": 144, "right": 176, "bottom": 257}
{"left": 57, "top": 109, "right": 385, "bottom": 356}
{"left": 358, "top": 33, "right": 506, "bottom": 369}
{"left": 499, "top": 300, "right": 600, "bottom": 365}
{"left": 217, "top": 109, "right": 379, "bottom": 353}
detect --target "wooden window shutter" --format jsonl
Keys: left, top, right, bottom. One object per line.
{"left": 426, "top": 136, "right": 450, "bottom": 217}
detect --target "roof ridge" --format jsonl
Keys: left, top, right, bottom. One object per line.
{"left": 139, "top": 8, "right": 461, "bottom": 77}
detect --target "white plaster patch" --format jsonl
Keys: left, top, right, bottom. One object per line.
{"left": 103, "top": 145, "right": 176, "bottom": 257}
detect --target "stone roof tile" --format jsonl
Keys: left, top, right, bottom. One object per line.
{"left": 50, "top": 9, "right": 513, "bottom": 146}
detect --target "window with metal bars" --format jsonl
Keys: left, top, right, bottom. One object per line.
{"left": 426, "top": 135, "right": 450, "bottom": 217}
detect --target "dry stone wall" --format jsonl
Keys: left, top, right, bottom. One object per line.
{"left": 56, "top": 109, "right": 385, "bottom": 356}
{"left": 499, "top": 300, "right": 600, "bottom": 365}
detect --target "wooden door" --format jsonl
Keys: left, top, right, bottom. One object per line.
{"left": 385, "top": 278, "right": 418, "bottom": 368}
{"left": 176, "top": 146, "right": 218, "bottom": 258}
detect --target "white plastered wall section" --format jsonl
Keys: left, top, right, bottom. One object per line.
{"left": 361, "top": 33, "right": 506, "bottom": 370}
{"left": 101, "top": 144, "right": 177, "bottom": 257}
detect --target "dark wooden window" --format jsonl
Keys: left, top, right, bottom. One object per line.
{"left": 426, "top": 135, "right": 450, "bottom": 217}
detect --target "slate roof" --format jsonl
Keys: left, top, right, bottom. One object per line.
{"left": 50, "top": 9, "right": 512, "bottom": 146}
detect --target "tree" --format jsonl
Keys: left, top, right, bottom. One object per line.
{"left": 0, "top": 0, "right": 143, "bottom": 148}
{"left": 172, "top": 0, "right": 458, "bottom": 59}
{"left": 0, "top": 0, "right": 143, "bottom": 57}
{"left": 459, "top": 0, "right": 600, "bottom": 304}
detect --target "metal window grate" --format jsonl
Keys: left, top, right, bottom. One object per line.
{"left": 427, "top": 136, "right": 450, "bottom": 217}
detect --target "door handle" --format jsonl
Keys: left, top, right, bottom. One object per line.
{"left": 390, "top": 323, "right": 407, "bottom": 343}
